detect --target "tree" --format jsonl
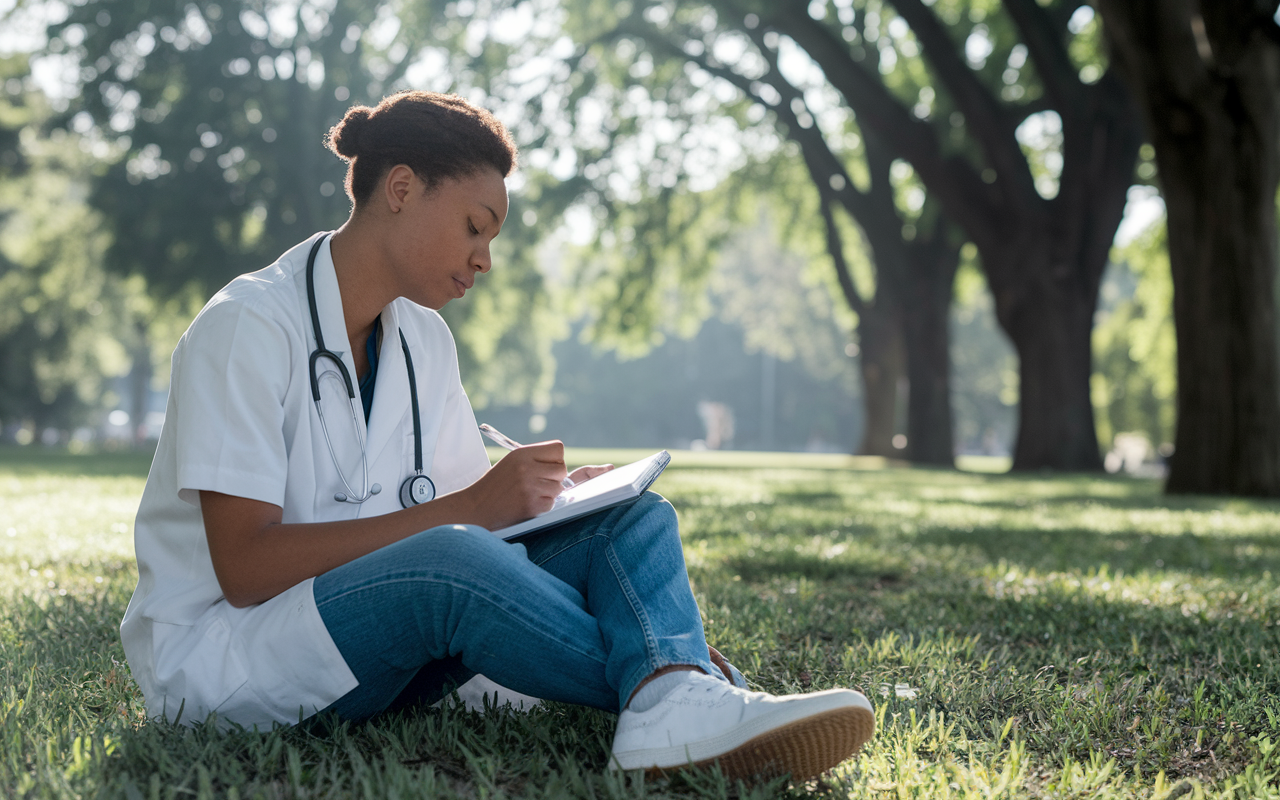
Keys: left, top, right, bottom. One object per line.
{"left": 0, "top": 54, "right": 146, "bottom": 436}
{"left": 622, "top": 8, "right": 963, "bottom": 463}
{"left": 532, "top": 0, "right": 1140, "bottom": 468}
{"left": 41, "top": 0, "right": 558, "bottom": 408}
{"left": 744, "top": 0, "right": 1142, "bottom": 471}
{"left": 517, "top": 1, "right": 960, "bottom": 462}
{"left": 1095, "top": 0, "right": 1280, "bottom": 496}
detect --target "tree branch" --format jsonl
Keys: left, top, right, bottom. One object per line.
{"left": 628, "top": 21, "right": 872, "bottom": 312}
{"left": 1001, "top": 0, "right": 1086, "bottom": 114}
{"left": 765, "top": 3, "right": 1001, "bottom": 243}
{"left": 817, "top": 186, "right": 869, "bottom": 316}
{"left": 887, "top": 0, "right": 1036, "bottom": 201}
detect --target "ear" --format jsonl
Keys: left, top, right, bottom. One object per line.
{"left": 383, "top": 164, "right": 417, "bottom": 213}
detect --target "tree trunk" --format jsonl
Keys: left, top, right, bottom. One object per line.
{"left": 900, "top": 232, "right": 960, "bottom": 465}
{"left": 1097, "top": 0, "right": 1280, "bottom": 496}
{"left": 995, "top": 272, "right": 1101, "bottom": 469}
{"left": 857, "top": 300, "right": 905, "bottom": 457}
{"left": 129, "top": 320, "right": 152, "bottom": 447}
{"left": 1163, "top": 119, "right": 1280, "bottom": 494}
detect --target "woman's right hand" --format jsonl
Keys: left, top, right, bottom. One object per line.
{"left": 462, "top": 441, "right": 569, "bottom": 530}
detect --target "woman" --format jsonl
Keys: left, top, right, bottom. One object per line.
{"left": 120, "top": 90, "right": 874, "bottom": 781}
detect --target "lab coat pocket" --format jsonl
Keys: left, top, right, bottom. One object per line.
{"left": 221, "top": 579, "right": 358, "bottom": 728}
{"left": 150, "top": 611, "right": 247, "bottom": 726}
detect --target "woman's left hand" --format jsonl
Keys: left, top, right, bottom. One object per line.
{"left": 568, "top": 464, "right": 614, "bottom": 485}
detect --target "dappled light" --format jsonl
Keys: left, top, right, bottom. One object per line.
{"left": 1, "top": 0, "right": 1279, "bottom": 795}
{"left": 4, "top": 451, "right": 1280, "bottom": 795}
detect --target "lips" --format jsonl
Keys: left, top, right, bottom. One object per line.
{"left": 453, "top": 276, "right": 469, "bottom": 296}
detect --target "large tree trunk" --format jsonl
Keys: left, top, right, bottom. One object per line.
{"left": 857, "top": 300, "right": 906, "bottom": 457}
{"left": 1097, "top": 0, "right": 1280, "bottom": 496}
{"left": 899, "top": 231, "right": 960, "bottom": 465}
{"left": 994, "top": 271, "right": 1100, "bottom": 469}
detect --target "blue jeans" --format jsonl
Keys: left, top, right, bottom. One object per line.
{"left": 313, "top": 493, "right": 716, "bottom": 720}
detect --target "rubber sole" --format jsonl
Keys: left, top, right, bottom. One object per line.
{"left": 646, "top": 704, "right": 875, "bottom": 783}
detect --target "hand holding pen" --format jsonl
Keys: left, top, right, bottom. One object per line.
{"left": 480, "top": 424, "right": 576, "bottom": 489}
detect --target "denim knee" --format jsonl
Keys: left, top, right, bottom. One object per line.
{"left": 395, "top": 524, "right": 528, "bottom": 576}
{"left": 609, "top": 492, "right": 680, "bottom": 545}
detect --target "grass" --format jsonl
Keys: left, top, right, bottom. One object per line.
{"left": 2, "top": 444, "right": 1280, "bottom": 798}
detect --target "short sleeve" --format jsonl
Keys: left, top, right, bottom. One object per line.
{"left": 172, "top": 298, "right": 294, "bottom": 508}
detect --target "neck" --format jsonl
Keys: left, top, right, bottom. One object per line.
{"left": 328, "top": 217, "right": 392, "bottom": 351}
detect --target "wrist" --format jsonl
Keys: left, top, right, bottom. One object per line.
{"left": 437, "top": 485, "right": 490, "bottom": 530}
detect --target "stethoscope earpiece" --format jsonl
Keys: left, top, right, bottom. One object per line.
{"left": 334, "top": 483, "right": 380, "bottom": 504}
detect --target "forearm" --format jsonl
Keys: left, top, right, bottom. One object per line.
{"left": 204, "top": 489, "right": 483, "bottom": 608}
{"left": 203, "top": 442, "right": 571, "bottom": 608}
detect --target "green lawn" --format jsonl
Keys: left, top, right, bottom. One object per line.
{"left": 2, "top": 445, "right": 1279, "bottom": 798}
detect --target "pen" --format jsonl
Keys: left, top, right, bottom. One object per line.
{"left": 479, "top": 423, "right": 575, "bottom": 489}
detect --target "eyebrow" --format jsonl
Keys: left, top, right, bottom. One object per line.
{"left": 480, "top": 203, "right": 500, "bottom": 224}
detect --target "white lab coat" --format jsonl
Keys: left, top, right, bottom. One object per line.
{"left": 120, "top": 233, "right": 493, "bottom": 728}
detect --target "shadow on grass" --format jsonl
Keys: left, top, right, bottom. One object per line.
{"left": 911, "top": 526, "right": 1280, "bottom": 578}
{"left": 0, "top": 445, "right": 155, "bottom": 477}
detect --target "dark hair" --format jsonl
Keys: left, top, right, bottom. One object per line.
{"left": 325, "top": 91, "right": 517, "bottom": 205}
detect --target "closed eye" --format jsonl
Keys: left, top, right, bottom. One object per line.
{"left": 468, "top": 220, "right": 480, "bottom": 235}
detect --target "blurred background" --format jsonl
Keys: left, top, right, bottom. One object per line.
{"left": 0, "top": 0, "right": 1273, "bottom": 492}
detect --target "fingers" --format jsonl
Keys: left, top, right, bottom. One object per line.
{"left": 474, "top": 442, "right": 567, "bottom": 525}
{"left": 568, "top": 464, "right": 614, "bottom": 484}
{"left": 512, "top": 439, "right": 566, "bottom": 465}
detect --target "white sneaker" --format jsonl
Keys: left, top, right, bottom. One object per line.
{"left": 610, "top": 672, "right": 874, "bottom": 781}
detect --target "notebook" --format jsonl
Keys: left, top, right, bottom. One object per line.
{"left": 493, "top": 450, "right": 672, "bottom": 541}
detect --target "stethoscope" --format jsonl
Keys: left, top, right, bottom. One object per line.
{"left": 305, "top": 234, "right": 436, "bottom": 507}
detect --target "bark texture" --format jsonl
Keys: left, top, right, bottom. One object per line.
{"left": 770, "top": 0, "right": 1143, "bottom": 471}
{"left": 900, "top": 230, "right": 961, "bottom": 465}
{"left": 857, "top": 302, "right": 906, "bottom": 457}
{"left": 1097, "top": 0, "right": 1280, "bottom": 495}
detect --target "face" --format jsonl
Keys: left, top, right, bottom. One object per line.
{"left": 384, "top": 167, "right": 509, "bottom": 310}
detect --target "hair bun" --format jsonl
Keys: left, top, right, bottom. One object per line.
{"left": 327, "top": 106, "right": 373, "bottom": 160}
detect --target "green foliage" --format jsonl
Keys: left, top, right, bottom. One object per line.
{"left": 481, "top": 215, "right": 866, "bottom": 451}
{"left": 48, "top": 0, "right": 411, "bottom": 297}
{"left": 711, "top": 210, "right": 857, "bottom": 372}
{"left": 5, "top": 448, "right": 1280, "bottom": 797}
{"left": 443, "top": 193, "right": 563, "bottom": 409}
{"left": 1092, "top": 219, "right": 1177, "bottom": 452}
{"left": 465, "top": 0, "right": 837, "bottom": 354}
{"left": 37, "top": 0, "right": 558, "bottom": 409}
{"left": 0, "top": 56, "right": 145, "bottom": 432}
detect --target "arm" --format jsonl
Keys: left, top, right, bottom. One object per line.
{"left": 202, "top": 441, "right": 570, "bottom": 608}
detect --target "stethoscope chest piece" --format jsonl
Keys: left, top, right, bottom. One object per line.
{"left": 400, "top": 473, "right": 435, "bottom": 507}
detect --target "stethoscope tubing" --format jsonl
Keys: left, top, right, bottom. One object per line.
{"left": 305, "top": 234, "right": 430, "bottom": 506}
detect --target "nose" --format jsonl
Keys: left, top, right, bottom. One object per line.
{"left": 473, "top": 245, "right": 492, "bottom": 274}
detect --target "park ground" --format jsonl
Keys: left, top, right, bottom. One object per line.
{"left": 1, "top": 446, "right": 1279, "bottom": 799}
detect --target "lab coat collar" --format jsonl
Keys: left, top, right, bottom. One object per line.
{"left": 308, "top": 235, "right": 357, "bottom": 387}
{"left": 305, "top": 235, "right": 367, "bottom": 519}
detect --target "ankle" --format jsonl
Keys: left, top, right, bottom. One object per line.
{"left": 626, "top": 665, "right": 705, "bottom": 710}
